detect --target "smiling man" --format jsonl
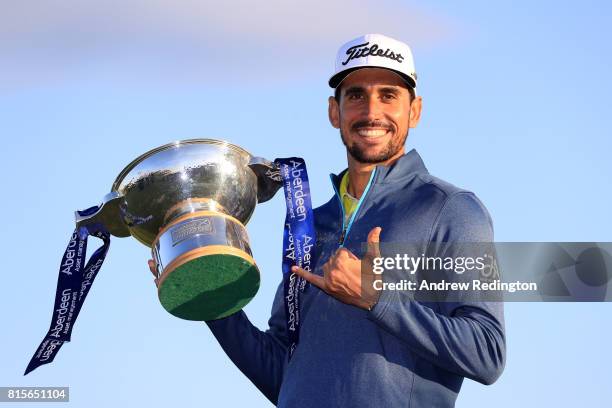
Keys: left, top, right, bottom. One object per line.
{"left": 193, "top": 34, "right": 505, "bottom": 407}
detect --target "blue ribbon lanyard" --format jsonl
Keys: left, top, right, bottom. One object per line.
{"left": 26, "top": 158, "right": 315, "bottom": 372}
{"left": 275, "top": 158, "right": 316, "bottom": 358}
{"left": 25, "top": 208, "right": 110, "bottom": 375}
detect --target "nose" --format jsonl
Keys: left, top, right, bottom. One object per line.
{"left": 364, "top": 93, "right": 384, "bottom": 120}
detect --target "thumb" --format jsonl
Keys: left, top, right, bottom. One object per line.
{"left": 366, "top": 227, "right": 382, "bottom": 260}
{"left": 148, "top": 259, "right": 158, "bottom": 278}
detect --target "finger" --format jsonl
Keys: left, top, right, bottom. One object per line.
{"left": 365, "top": 227, "right": 382, "bottom": 260}
{"left": 148, "top": 259, "right": 158, "bottom": 278}
{"left": 292, "top": 265, "right": 326, "bottom": 290}
{"left": 322, "top": 261, "right": 330, "bottom": 277}
{"left": 336, "top": 247, "right": 359, "bottom": 260}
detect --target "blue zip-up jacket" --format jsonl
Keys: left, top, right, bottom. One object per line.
{"left": 206, "top": 149, "right": 506, "bottom": 407}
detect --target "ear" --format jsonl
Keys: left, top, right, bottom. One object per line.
{"left": 328, "top": 96, "right": 340, "bottom": 129}
{"left": 408, "top": 96, "right": 423, "bottom": 128}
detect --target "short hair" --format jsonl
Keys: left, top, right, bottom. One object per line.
{"left": 334, "top": 83, "right": 416, "bottom": 103}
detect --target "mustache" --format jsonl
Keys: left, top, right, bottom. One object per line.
{"left": 352, "top": 120, "right": 393, "bottom": 131}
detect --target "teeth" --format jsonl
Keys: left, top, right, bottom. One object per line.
{"left": 356, "top": 129, "right": 388, "bottom": 137}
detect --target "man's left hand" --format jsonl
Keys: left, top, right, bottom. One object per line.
{"left": 292, "top": 227, "right": 382, "bottom": 310}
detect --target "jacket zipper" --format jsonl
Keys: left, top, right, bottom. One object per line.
{"left": 330, "top": 167, "right": 377, "bottom": 247}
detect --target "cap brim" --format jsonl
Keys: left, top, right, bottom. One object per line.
{"left": 328, "top": 66, "right": 416, "bottom": 89}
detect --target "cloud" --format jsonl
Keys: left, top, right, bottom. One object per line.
{"left": 0, "top": 0, "right": 461, "bottom": 88}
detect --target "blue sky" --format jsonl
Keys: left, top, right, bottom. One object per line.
{"left": 1, "top": 1, "right": 611, "bottom": 406}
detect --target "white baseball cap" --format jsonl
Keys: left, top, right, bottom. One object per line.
{"left": 329, "top": 33, "right": 417, "bottom": 90}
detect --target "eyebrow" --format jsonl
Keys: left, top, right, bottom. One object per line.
{"left": 378, "top": 86, "right": 401, "bottom": 96}
{"left": 343, "top": 85, "right": 402, "bottom": 98}
{"left": 343, "top": 86, "right": 365, "bottom": 97}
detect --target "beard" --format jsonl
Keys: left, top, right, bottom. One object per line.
{"left": 340, "top": 120, "right": 409, "bottom": 164}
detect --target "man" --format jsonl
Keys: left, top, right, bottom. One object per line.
{"left": 150, "top": 33, "right": 505, "bottom": 407}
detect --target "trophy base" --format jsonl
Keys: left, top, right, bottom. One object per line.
{"left": 157, "top": 245, "right": 259, "bottom": 321}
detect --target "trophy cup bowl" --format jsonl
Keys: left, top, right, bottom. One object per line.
{"left": 75, "top": 139, "right": 281, "bottom": 321}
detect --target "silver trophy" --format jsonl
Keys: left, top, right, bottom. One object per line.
{"left": 76, "top": 139, "right": 282, "bottom": 321}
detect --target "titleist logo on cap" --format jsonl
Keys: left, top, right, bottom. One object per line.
{"left": 342, "top": 42, "right": 404, "bottom": 66}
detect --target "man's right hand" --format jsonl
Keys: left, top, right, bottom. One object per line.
{"left": 148, "top": 259, "right": 159, "bottom": 288}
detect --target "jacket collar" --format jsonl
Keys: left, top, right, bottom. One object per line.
{"left": 329, "top": 148, "right": 428, "bottom": 188}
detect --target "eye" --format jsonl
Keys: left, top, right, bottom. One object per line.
{"left": 347, "top": 93, "right": 363, "bottom": 101}
{"left": 381, "top": 93, "right": 396, "bottom": 101}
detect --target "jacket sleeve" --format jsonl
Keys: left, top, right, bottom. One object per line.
{"left": 367, "top": 192, "right": 506, "bottom": 385}
{"left": 205, "top": 280, "right": 288, "bottom": 404}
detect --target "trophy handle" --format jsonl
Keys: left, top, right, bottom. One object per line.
{"left": 248, "top": 157, "right": 282, "bottom": 203}
{"left": 75, "top": 192, "right": 131, "bottom": 238}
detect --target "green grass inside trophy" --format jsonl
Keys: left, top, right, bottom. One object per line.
{"left": 76, "top": 139, "right": 282, "bottom": 321}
